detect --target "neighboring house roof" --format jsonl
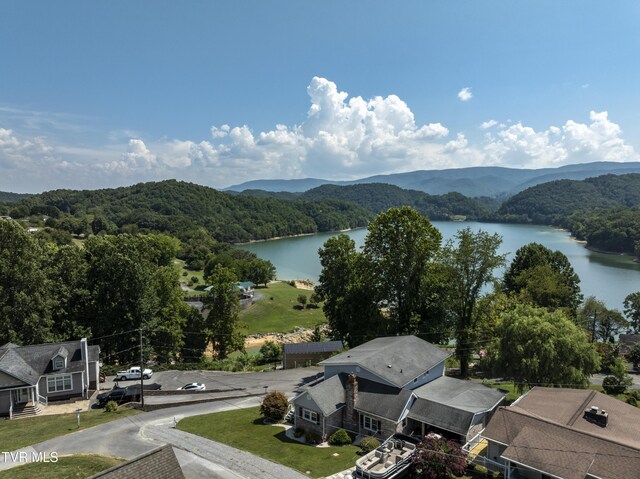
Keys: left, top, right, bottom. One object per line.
{"left": 619, "top": 334, "right": 640, "bottom": 355}
{"left": 483, "top": 387, "right": 640, "bottom": 479}
{"left": 408, "top": 376, "right": 505, "bottom": 436}
{"left": 236, "top": 281, "right": 256, "bottom": 289}
{"left": 355, "top": 377, "right": 412, "bottom": 422}
{"left": 283, "top": 341, "right": 343, "bottom": 355}
{"left": 0, "top": 348, "right": 40, "bottom": 386}
{"left": 298, "top": 373, "right": 347, "bottom": 416}
{"left": 0, "top": 340, "right": 99, "bottom": 390}
{"left": 88, "top": 445, "right": 185, "bottom": 479}
{"left": 319, "top": 335, "right": 451, "bottom": 388}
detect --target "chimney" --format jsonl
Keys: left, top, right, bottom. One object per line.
{"left": 345, "top": 373, "right": 358, "bottom": 432}
{"left": 584, "top": 405, "right": 608, "bottom": 427}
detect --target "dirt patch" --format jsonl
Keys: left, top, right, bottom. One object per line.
{"left": 244, "top": 325, "right": 330, "bottom": 349}
{"left": 294, "top": 280, "right": 314, "bottom": 290}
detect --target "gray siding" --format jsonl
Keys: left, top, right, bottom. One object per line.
{"left": 0, "top": 370, "right": 25, "bottom": 389}
{"left": 88, "top": 361, "right": 99, "bottom": 389}
{"left": 404, "top": 362, "right": 445, "bottom": 389}
{"left": 38, "top": 372, "right": 84, "bottom": 401}
{"left": 0, "top": 391, "right": 11, "bottom": 415}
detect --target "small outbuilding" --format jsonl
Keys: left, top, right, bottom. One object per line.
{"left": 282, "top": 341, "right": 343, "bottom": 369}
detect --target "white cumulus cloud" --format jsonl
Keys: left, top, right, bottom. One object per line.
{"left": 458, "top": 87, "right": 473, "bottom": 102}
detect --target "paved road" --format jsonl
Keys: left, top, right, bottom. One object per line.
{"left": 591, "top": 372, "right": 640, "bottom": 389}
{"left": 1, "top": 368, "right": 322, "bottom": 479}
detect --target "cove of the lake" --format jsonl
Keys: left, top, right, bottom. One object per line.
{"left": 237, "top": 221, "right": 640, "bottom": 311}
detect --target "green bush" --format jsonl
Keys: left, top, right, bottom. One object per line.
{"left": 259, "top": 391, "right": 289, "bottom": 421}
{"left": 627, "top": 396, "right": 638, "bottom": 407}
{"left": 293, "top": 428, "right": 305, "bottom": 438}
{"left": 329, "top": 429, "right": 352, "bottom": 446}
{"left": 104, "top": 401, "right": 118, "bottom": 413}
{"left": 602, "top": 375, "right": 630, "bottom": 395}
{"left": 305, "top": 431, "right": 322, "bottom": 444}
{"left": 359, "top": 436, "right": 380, "bottom": 453}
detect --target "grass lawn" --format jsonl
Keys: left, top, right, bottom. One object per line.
{"left": 239, "top": 282, "right": 326, "bottom": 335}
{"left": 0, "top": 408, "right": 141, "bottom": 452}
{"left": 178, "top": 406, "right": 360, "bottom": 478}
{"left": 0, "top": 455, "right": 123, "bottom": 479}
{"left": 479, "top": 380, "right": 524, "bottom": 403}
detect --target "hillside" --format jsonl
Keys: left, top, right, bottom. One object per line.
{"left": 14, "top": 180, "right": 374, "bottom": 243}
{"left": 225, "top": 161, "right": 640, "bottom": 197}
{"left": 498, "top": 174, "right": 640, "bottom": 223}
{"left": 0, "top": 191, "right": 32, "bottom": 202}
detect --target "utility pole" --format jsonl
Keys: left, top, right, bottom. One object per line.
{"left": 139, "top": 328, "right": 144, "bottom": 408}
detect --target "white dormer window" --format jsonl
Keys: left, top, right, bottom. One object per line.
{"left": 53, "top": 356, "right": 65, "bottom": 370}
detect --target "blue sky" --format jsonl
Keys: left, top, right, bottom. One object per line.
{"left": 1, "top": 1, "right": 639, "bottom": 193}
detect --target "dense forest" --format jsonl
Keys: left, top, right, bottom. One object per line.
{"left": 0, "top": 180, "right": 373, "bottom": 243}
{"left": 240, "top": 183, "right": 497, "bottom": 220}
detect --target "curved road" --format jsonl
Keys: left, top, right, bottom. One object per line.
{"left": 0, "top": 368, "right": 323, "bottom": 479}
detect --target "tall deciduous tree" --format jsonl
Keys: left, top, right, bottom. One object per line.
{"left": 493, "top": 303, "right": 600, "bottom": 391}
{"left": 0, "top": 219, "right": 54, "bottom": 344}
{"left": 624, "top": 291, "right": 640, "bottom": 333}
{"left": 203, "top": 264, "right": 244, "bottom": 359}
{"left": 579, "top": 296, "right": 628, "bottom": 343}
{"left": 363, "top": 207, "right": 441, "bottom": 335}
{"left": 504, "top": 243, "right": 582, "bottom": 316}
{"left": 316, "top": 234, "right": 383, "bottom": 347}
{"left": 440, "top": 228, "right": 505, "bottom": 378}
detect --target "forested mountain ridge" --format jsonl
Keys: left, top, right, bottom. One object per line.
{"left": 498, "top": 174, "right": 640, "bottom": 223}
{"left": 226, "top": 161, "right": 640, "bottom": 197}
{"left": 5, "top": 180, "right": 373, "bottom": 243}
{"left": 0, "top": 191, "right": 32, "bottom": 202}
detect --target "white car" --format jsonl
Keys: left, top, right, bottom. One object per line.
{"left": 177, "top": 383, "right": 206, "bottom": 391}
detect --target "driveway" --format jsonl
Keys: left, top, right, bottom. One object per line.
{"left": 1, "top": 367, "right": 322, "bottom": 479}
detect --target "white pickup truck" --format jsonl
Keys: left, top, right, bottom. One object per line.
{"left": 116, "top": 367, "right": 153, "bottom": 381}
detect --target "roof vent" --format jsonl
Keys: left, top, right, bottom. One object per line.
{"left": 584, "top": 406, "right": 608, "bottom": 427}
{"left": 387, "top": 364, "right": 392, "bottom": 368}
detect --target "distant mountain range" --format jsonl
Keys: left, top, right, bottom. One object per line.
{"left": 225, "top": 161, "right": 640, "bottom": 197}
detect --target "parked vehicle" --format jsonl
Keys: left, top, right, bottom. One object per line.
{"left": 97, "top": 383, "right": 162, "bottom": 406}
{"left": 116, "top": 366, "right": 153, "bottom": 381}
{"left": 177, "top": 383, "right": 206, "bottom": 391}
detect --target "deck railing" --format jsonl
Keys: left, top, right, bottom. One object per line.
{"left": 37, "top": 394, "right": 48, "bottom": 407}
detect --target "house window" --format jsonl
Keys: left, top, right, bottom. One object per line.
{"left": 53, "top": 357, "right": 65, "bottom": 370}
{"left": 301, "top": 408, "right": 318, "bottom": 424}
{"left": 47, "top": 374, "right": 73, "bottom": 393}
{"left": 362, "top": 414, "right": 381, "bottom": 433}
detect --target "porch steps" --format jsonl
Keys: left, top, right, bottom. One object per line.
{"left": 11, "top": 403, "right": 43, "bottom": 419}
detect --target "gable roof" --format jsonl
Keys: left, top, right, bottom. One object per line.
{"left": 88, "top": 445, "right": 185, "bottom": 479}
{"left": 355, "top": 376, "right": 412, "bottom": 422}
{"left": 407, "top": 376, "right": 505, "bottom": 435}
{"left": 297, "top": 374, "right": 347, "bottom": 416}
{"left": 0, "top": 340, "right": 99, "bottom": 389}
{"left": 283, "top": 341, "right": 343, "bottom": 355}
{"left": 319, "top": 335, "right": 451, "bottom": 388}
{"left": 483, "top": 387, "right": 640, "bottom": 479}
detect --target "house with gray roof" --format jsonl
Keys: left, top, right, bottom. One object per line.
{"left": 482, "top": 387, "right": 640, "bottom": 479}
{"left": 291, "top": 335, "right": 505, "bottom": 444}
{"left": 0, "top": 338, "right": 100, "bottom": 419}
{"left": 89, "top": 445, "right": 185, "bottom": 479}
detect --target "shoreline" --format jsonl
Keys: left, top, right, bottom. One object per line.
{"left": 234, "top": 226, "right": 363, "bottom": 245}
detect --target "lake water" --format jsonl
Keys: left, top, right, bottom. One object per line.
{"left": 237, "top": 222, "right": 640, "bottom": 311}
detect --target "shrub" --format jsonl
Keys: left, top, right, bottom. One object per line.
{"left": 259, "top": 341, "right": 282, "bottom": 364}
{"left": 293, "top": 428, "right": 305, "bottom": 438}
{"left": 182, "top": 271, "right": 188, "bottom": 276}
{"left": 360, "top": 436, "right": 380, "bottom": 453}
{"left": 259, "top": 391, "right": 289, "bottom": 421}
{"left": 305, "top": 431, "right": 321, "bottom": 444}
{"left": 627, "top": 395, "right": 638, "bottom": 407}
{"left": 602, "top": 375, "right": 629, "bottom": 395}
{"left": 329, "top": 429, "right": 351, "bottom": 446}
{"left": 104, "top": 401, "right": 118, "bottom": 413}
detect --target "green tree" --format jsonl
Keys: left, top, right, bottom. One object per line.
{"left": 504, "top": 243, "right": 583, "bottom": 316}
{"left": 492, "top": 303, "right": 600, "bottom": 391}
{"left": 204, "top": 264, "right": 244, "bottom": 359}
{"left": 246, "top": 259, "right": 276, "bottom": 287}
{"left": 602, "top": 357, "right": 632, "bottom": 395}
{"left": 363, "top": 207, "right": 442, "bottom": 335}
{"left": 296, "top": 294, "right": 308, "bottom": 309}
{"left": 627, "top": 342, "right": 640, "bottom": 371}
{"left": 440, "top": 228, "right": 505, "bottom": 378}
{"left": 316, "top": 234, "right": 383, "bottom": 347}
{"left": 624, "top": 291, "right": 640, "bottom": 333}
{"left": 259, "top": 341, "right": 282, "bottom": 364}
{"left": 0, "top": 219, "right": 55, "bottom": 344}
{"left": 579, "top": 296, "right": 629, "bottom": 343}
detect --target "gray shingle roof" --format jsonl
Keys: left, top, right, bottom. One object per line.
{"left": 412, "top": 376, "right": 505, "bottom": 413}
{"left": 319, "top": 335, "right": 451, "bottom": 388}
{"left": 302, "top": 374, "right": 347, "bottom": 416}
{"left": 283, "top": 341, "right": 343, "bottom": 355}
{"left": 0, "top": 340, "right": 99, "bottom": 389}
{"left": 355, "top": 377, "right": 412, "bottom": 422}
{"left": 88, "top": 445, "right": 185, "bottom": 479}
